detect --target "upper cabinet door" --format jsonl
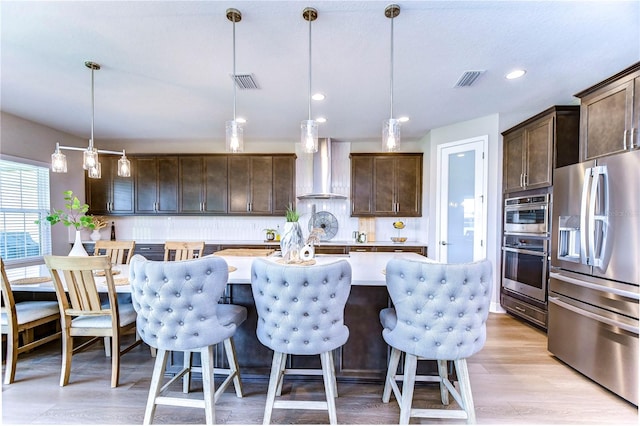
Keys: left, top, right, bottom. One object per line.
{"left": 575, "top": 62, "right": 640, "bottom": 161}
{"left": 134, "top": 156, "right": 178, "bottom": 214}
{"left": 580, "top": 78, "right": 633, "bottom": 160}
{"left": 373, "top": 157, "right": 395, "bottom": 215}
{"left": 394, "top": 155, "right": 422, "bottom": 216}
{"left": 272, "top": 156, "right": 295, "bottom": 215}
{"left": 248, "top": 156, "right": 273, "bottom": 215}
{"left": 524, "top": 115, "right": 554, "bottom": 190}
{"left": 228, "top": 156, "right": 252, "bottom": 214}
{"left": 351, "top": 153, "right": 423, "bottom": 217}
{"left": 351, "top": 155, "right": 374, "bottom": 216}
{"left": 179, "top": 157, "right": 204, "bottom": 213}
{"left": 502, "top": 129, "right": 526, "bottom": 193}
{"left": 203, "top": 156, "right": 228, "bottom": 214}
{"left": 86, "top": 156, "right": 133, "bottom": 215}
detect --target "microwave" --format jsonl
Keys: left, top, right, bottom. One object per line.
{"left": 504, "top": 194, "right": 550, "bottom": 235}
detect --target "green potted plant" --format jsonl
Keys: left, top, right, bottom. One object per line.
{"left": 36, "top": 190, "right": 96, "bottom": 256}
{"left": 263, "top": 228, "right": 277, "bottom": 241}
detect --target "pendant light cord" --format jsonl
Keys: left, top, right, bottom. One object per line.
{"left": 389, "top": 13, "right": 394, "bottom": 120}
{"left": 232, "top": 18, "right": 237, "bottom": 121}
{"left": 90, "top": 66, "right": 95, "bottom": 149}
{"left": 308, "top": 15, "right": 312, "bottom": 121}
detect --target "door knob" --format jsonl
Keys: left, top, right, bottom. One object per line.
{"left": 440, "top": 241, "right": 448, "bottom": 246}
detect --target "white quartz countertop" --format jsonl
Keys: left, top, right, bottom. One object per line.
{"left": 83, "top": 239, "right": 427, "bottom": 247}
{"left": 7, "top": 252, "right": 431, "bottom": 292}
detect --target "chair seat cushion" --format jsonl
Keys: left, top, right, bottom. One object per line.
{"left": 71, "top": 303, "right": 137, "bottom": 329}
{"left": 379, "top": 307, "right": 397, "bottom": 331}
{"left": 217, "top": 304, "right": 247, "bottom": 327}
{"left": 1, "top": 301, "right": 59, "bottom": 327}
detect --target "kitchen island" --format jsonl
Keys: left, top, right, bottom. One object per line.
{"left": 8, "top": 251, "right": 437, "bottom": 383}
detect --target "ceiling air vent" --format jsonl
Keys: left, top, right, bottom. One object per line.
{"left": 232, "top": 73, "right": 260, "bottom": 90}
{"left": 454, "top": 70, "right": 485, "bottom": 87}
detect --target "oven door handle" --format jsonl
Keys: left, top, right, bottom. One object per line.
{"left": 549, "top": 295, "right": 639, "bottom": 335}
{"left": 502, "top": 247, "right": 547, "bottom": 257}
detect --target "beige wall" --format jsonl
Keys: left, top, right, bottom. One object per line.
{"left": 426, "top": 113, "right": 503, "bottom": 311}
{"left": 1, "top": 112, "right": 87, "bottom": 254}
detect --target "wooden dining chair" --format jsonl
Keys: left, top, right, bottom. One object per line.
{"left": 163, "top": 241, "right": 205, "bottom": 261}
{"left": 1, "top": 258, "right": 61, "bottom": 384}
{"left": 93, "top": 240, "right": 136, "bottom": 265}
{"left": 44, "top": 255, "right": 142, "bottom": 387}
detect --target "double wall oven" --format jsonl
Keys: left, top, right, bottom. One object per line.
{"left": 501, "top": 194, "right": 551, "bottom": 327}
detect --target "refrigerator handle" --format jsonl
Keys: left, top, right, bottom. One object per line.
{"left": 589, "top": 165, "right": 609, "bottom": 269}
{"left": 580, "top": 167, "right": 591, "bottom": 265}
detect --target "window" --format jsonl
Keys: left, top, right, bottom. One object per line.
{"left": 0, "top": 159, "right": 51, "bottom": 265}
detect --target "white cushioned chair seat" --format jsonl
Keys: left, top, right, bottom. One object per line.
{"left": 217, "top": 304, "right": 248, "bottom": 327}
{"left": 71, "top": 303, "right": 137, "bottom": 329}
{"left": 1, "top": 301, "right": 59, "bottom": 326}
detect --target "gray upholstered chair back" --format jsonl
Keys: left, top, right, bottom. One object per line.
{"left": 251, "top": 258, "right": 352, "bottom": 355}
{"left": 129, "top": 254, "right": 234, "bottom": 352}
{"left": 384, "top": 258, "right": 492, "bottom": 360}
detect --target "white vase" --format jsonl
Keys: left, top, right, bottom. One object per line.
{"left": 90, "top": 229, "right": 101, "bottom": 241}
{"left": 280, "top": 222, "right": 304, "bottom": 263}
{"left": 69, "top": 230, "right": 89, "bottom": 257}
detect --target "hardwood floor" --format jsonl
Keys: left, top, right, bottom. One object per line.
{"left": 2, "top": 313, "right": 637, "bottom": 424}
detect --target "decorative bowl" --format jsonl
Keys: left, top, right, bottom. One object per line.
{"left": 390, "top": 237, "right": 407, "bottom": 243}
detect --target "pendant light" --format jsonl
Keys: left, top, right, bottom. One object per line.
{"left": 51, "top": 61, "right": 131, "bottom": 178}
{"left": 226, "top": 8, "right": 244, "bottom": 153}
{"left": 300, "top": 7, "right": 318, "bottom": 154}
{"left": 382, "top": 4, "right": 401, "bottom": 152}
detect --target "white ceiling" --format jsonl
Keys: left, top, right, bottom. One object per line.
{"left": 1, "top": 1, "right": 639, "bottom": 147}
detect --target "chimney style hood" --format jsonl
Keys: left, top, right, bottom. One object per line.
{"left": 297, "top": 138, "right": 347, "bottom": 200}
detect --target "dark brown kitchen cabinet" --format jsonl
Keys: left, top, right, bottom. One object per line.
{"left": 85, "top": 155, "right": 134, "bottom": 215}
{"left": 179, "top": 156, "right": 227, "bottom": 214}
{"left": 502, "top": 106, "right": 580, "bottom": 194}
{"left": 575, "top": 62, "right": 640, "bottom": 161}
{"left": 228, "top": 154, "right": 295, "bottom": 215}
{"left": 350, "top": 153, "right": 422, "bottom": 217}
{"left": 134, "top": 156, "right": 179, "bottom": 214}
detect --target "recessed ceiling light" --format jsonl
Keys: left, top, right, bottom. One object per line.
{"left": 506, "top": 69, "right": 526, "bottom": 80}
{"left": 398, "top": 116, "right": 410, "bottom": 123}
{"left": 312, "top": 93, "right": 325, "bottom": 101}
{"left": 316, "top": 117, "right": 327, "bottom": 123}
{"left": 235, "top": 117, "right": 246, "bottom": 124}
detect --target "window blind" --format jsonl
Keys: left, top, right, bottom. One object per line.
{"left": 0, "top": 159, "right": 51, "bottom": 265}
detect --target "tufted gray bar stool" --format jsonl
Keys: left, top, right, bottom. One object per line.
{"left": 380, "top": 258, "right": 492, "bottom": 424}
{"left": 129, "top": 254, "right": 246, "bottom": 425}
{"left": 251, "top": 258, "right": 352, "bottom": 425}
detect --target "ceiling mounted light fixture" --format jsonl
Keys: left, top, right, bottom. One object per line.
{"left": 301, "top": 7, "right": 319, "bottom": 154}
{"left": 382, "top": 4, "right": 401, "bottom": 152}
{"left": 226, "top": 8, "right": 244, "bottom": 153}
{"left": 51, "top": 61, "right": 130, "bottom": 179}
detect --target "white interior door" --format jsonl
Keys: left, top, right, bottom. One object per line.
{"left": 436, "top": 136, "right": 488, "bottom": 263}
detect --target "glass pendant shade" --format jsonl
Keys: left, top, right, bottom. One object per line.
{"left": 87, "top": 162, "right": 101, "bottom": 179}
{"left": 226, "top": 120, "right": 244, "bottom": 153}
{"left": 83, "top": 146, "right": 98, "bottom": 170}
{"left": 383, "top": 118, "right": 401, "bottom": 152}
{"left": 118, "top": 154, "right": 131, "bottom": 177}
{"left": 301, "top": 119, "right": 318, "bottom": 154}
{"left": 51, "top": 144, "right": 67, "bottom": 173}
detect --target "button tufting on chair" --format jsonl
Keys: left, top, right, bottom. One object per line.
{"left": 380, "top": 258, "right": 492, "bottom": 425}
{"left": 251, "top": 258, "right": 352, "bottom": 425}
{"left": 129, "top": 254, "right": 246, "bottom": 425}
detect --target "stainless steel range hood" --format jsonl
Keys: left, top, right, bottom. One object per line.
{"left": 297, "top": 138, "right": 347, "bottom": 200}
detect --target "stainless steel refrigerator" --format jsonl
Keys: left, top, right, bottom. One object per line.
{"left": 549, "top": 149, "right": 639, "bottom": 405}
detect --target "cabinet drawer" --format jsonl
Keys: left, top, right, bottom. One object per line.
{"left": 501, "top": 292, "right": 547, "bottom": 330}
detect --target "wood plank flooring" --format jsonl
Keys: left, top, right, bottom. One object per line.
{"left": 2, "top": 313, "right": 638, "bottom": 424}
